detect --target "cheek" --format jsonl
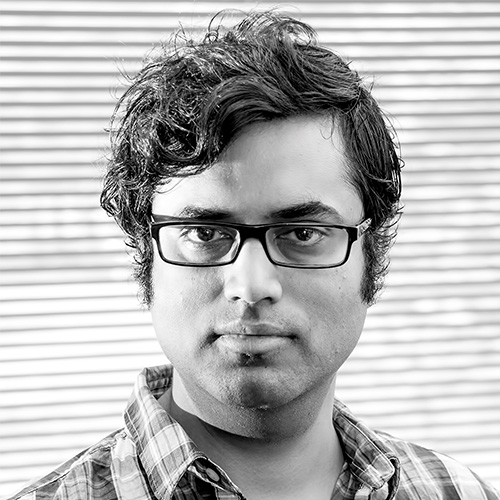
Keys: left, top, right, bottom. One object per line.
{"left": 150, "top": 258, "right": 222, "bottom": 330}
{"left": 294, "top": 269, "right": 366, "bottom": 360}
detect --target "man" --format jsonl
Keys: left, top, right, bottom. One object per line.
{"left": 10, "top": 10, "right": 498, "bottom": 500}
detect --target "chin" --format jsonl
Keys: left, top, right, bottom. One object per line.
{"left": 215, "top": 369, "right": 301, "bottom": 411}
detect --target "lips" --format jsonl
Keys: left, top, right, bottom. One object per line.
{"left": 213, "top": 322, "right": 293, "bottom": 356}
{"left": 214, "top": 322, "right": 291, "bottom": 338}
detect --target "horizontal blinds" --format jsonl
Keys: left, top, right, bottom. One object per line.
{"left": 1, "top": 1, "right": 500, "bottom": 495}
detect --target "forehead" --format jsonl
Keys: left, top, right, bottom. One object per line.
{"left": 153, "top": 116, "right": 363, "bottom": 223}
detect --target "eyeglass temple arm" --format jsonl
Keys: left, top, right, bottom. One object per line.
{"left": 358, "top": 218, "right": 372, "bottom": 237}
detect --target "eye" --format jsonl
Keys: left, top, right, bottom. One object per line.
{"left": 278, "top": 227, "right": 325, "bottom": 245}
{"left": 293, "top": 228, "right": 319, "bottom": 242}
{"left": 181, "top": 226, "right": 232, "bottom": 243}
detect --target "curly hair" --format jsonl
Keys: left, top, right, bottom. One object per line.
{"left": 101, "top": 10, "right": 403, "bottom": 306}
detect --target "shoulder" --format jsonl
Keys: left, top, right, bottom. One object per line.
{"left": 7, "top": 429, "right": 129, "bottom": 500}
{"left": 375, "top": 430, "right": 500, "bottom": 500}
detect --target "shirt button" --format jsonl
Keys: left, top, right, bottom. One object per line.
{"left": 206, "top": 467, "right": 220, "bottom": 483}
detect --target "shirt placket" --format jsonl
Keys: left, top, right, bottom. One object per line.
{"left": 189, "top": 462, "right": 243, "bottom": 500}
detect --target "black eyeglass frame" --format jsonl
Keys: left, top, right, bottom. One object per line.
{"left": 150, "top": 217, "right": 372, "bottom": 269}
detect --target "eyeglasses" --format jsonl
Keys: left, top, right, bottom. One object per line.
{"left": 151, "top": 217, "right": 371, "bottom": 268}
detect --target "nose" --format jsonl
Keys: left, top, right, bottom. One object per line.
{"left": 223, "top": 239, "right": 283, "bottom": 304}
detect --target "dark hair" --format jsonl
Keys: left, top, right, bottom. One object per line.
{"left": 101, "top": 10, "right": 403, "bottom": 306}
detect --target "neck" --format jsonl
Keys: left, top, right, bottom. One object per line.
{"left": 162, "top": 373, "right": 344, "bottom": 500}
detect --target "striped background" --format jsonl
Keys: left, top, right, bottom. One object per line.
{"left": 1, "top": 1, "right": 499, "bottom": 495}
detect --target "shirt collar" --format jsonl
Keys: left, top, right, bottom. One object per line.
{"left": 124, "top": 365, "right": 204, "bottom": 499}
{"left": 333, "top": 399, "right": 400, "bottom": 497}
{"left": 124, "top": 365, "right": 399, "bottom": 499}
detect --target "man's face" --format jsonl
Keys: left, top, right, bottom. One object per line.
{"left": 150, "top": 116, "right": 368, "bottom": 411}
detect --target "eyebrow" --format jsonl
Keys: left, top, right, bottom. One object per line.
{"left": 152, "top": 201, "right": 344, "bottom": 223}
{"left": 153, "top": 206, "right": 233, "bottom": 222}
{"left": 270, "top": 201, "right": 343, "bottom": 222}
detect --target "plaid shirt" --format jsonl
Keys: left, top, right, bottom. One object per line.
{"left": 9, "top": 365, "right": 499, "bottom": 500}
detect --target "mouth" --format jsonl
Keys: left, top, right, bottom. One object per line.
{"left": 216, "top": 334, "right": 291, "bottom": 356}
{"left": 213, "top": 323, "right": 294, "bottom": 357}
